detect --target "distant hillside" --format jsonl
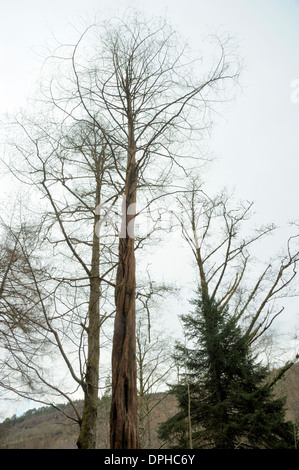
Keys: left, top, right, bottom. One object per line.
{"left": 271, "top": 361, "right": 299, "bottom": 424}
{"left": 0, "top": 392, "right": 177, "bottom": 449}
{"left": 0, "top": 363, "right": 298, "bottom": 449}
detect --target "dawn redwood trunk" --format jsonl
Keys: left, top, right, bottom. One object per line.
{"left": 110, "top": 105, "right": 139, "bottom": 448}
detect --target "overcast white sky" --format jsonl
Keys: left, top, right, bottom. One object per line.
{"left": 0, "top": 0, "right": 299, "bottom": 418}
{"left": 0, "top": 0, "right": 298, "bottom": 222}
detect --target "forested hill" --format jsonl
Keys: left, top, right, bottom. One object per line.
{"left": 1, "top": 363, "right": 298, "bottom": 449}
{"left": 0, "top": 392, "right": 177, "bottom": 449}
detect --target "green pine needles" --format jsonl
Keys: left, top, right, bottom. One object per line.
{"left": 158, "top": 290, "right": 294, "bottom": 449}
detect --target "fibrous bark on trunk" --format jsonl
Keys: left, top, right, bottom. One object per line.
{"left": 110, "top": 111, "right": 139, "bottom": 448}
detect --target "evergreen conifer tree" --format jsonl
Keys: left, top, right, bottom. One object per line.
{"left": 158, "top": 290, "right": 294, "bottom": 449}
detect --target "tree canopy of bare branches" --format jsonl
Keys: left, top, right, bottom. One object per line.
{"left": 1, "top": 11, "right": 240, "bottom": 449}
{"left": 176, "top": 179, "right": 299, "bottom": 349}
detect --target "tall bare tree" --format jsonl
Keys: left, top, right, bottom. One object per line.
{"left": 3, "top": 116, "right": 119, "bottom": 448}
{"left": 2, "top": 11, "right": 239, "bottom": 448}
{"left": 45, "top": 13, "right": 239, "bottom": 448}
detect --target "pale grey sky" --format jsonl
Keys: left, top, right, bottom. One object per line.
{"left": 0, "top": 0, "right": 299, "bottom": 419}
{"left": 1, "top": 0, "right": 298, "bottom": 222}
